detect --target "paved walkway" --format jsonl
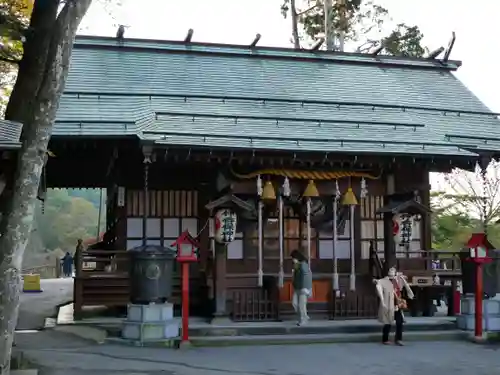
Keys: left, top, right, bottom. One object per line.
{"left": 18, "top": 278, "right": 73, "bottom": 330}
{"left": 13, "top": 330, "right": 500, "bottom": 375}
{"left": 13, "top": 280, "right": 499, "bottom": 375}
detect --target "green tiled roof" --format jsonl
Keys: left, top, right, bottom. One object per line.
{"left": 0, "top": 120, "right": 22, "bottom": 149}
{"left": 53, "top": 35, "right": 500, "bottom": 157}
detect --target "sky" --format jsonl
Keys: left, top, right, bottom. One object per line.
{"left": 81, "top": 0, "right": 500, "bottom": 113}
{"left": 80, "top": 0, "right": 500, "bottom": 194}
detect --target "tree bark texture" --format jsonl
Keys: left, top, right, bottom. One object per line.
{"left": 0, "top": 1, "right": 93, "bottom": 374}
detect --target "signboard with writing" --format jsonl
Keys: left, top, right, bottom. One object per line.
{"left": 214, "top": 209, "right": 237, "bottom": 244}
{"left": 393, "top": 213, "right": 414, "bottom": 247}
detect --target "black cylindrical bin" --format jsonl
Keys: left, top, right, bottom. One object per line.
{"left": 129, "top": 245, "right": 176, "bottom": 304}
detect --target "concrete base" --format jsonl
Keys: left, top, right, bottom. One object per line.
{"left": 122, "top": 320, "right": 180, "bottom": 341}
{"left": 177, "top": 340, "right": 192, "bottom": 349}
{"left": 127, "top": 303, "right": 174, "bottom": 322}
{"left": 456, "top": 315, "right": 486, "bottom": 330}
{"left": 461, "top": 296, "right": 500, "bottom": 315}
{"left": 467, "top": 332, "right": 488, "bottom": 344}
{"left": 459, "top": 296, "right": 500, "bottom": 331}
{"left": 122, "top": 303, "right": 180, "bottom": 344}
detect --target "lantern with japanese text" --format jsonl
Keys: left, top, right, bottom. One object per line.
{"left": 393, "top": 213, "right": 414, "bottom": 248}
{"left": 214, "top": 209, "right": 237, "bottom": 243}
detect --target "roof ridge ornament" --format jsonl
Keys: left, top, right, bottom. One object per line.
{"left": 443, "top": 31, "right": 456, "bottom": 63}
{"left": 311, "top": 38, "right": 325, "bottom": 51}
{"left": 184, "top": 29, "right": 194, "bottom": 43}
{"left": 426, "top": 46, "right": 445, "bottom": 59}
{"left": 250, "top": 34, "right": 261, "bottom": 48}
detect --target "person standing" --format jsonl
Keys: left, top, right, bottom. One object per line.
{"left": 374, "top": 266, "right": 414, "bottom": 345}
{"left": 62, "top": 252, "right": 73, "bottom": 277}
{"left": 290, "top": 250, "right": 312, "bottom": 326}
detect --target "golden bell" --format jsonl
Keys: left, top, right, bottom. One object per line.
{"left": 261, "top": 181, "right": 276, "bottom": 200}
{"left": 342, "top": 187, "right": 358, "bottom": 206}
{"left": 303, "top": 179, "right": 319, "bottom": 198}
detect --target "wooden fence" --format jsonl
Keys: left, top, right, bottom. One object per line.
{"left": 22, "top": 258, "right": 61, "bottom": 279}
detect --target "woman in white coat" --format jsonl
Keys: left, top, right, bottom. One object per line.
{"left": 373, "top": 266, "right": 414, "bottom": 345}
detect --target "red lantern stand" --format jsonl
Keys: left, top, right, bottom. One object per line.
{"left": 171, "top": 230, "right": 199, "bottom": 345}
{"left": 465, "top": 233, "right": 493, "bottom": 339}
{"left": 453, "top": 283, "right": 461, "bottom": 315}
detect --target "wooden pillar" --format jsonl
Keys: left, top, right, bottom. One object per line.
{"left": 420, "top": 171, "right": 432, "bottom": 251}
{"left": 198, "top": 191, "right": 210, "bottom": 270}
{"left": 354, "top": 200, "right": 362, "bottom": 272}
{"left": 383, "top": 213, "right": 395, "bottom": 272}
{"left": 197, "top": 191, "right": 211, "bottom": 316}
{"left": 213, "top": 242, "right": 228, "bottom": 321}
{"left": 73, "top": 248, "right": 83, "bottom": 320}
{"left": 384, "top": 174, "right": 396, "bottom": 271}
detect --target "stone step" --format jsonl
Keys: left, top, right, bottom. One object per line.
{"left": 188, "top": 330, "right": 465, "bottom": 347}
{"left": 188, "top": 319, "right": 457, "bottom": 337}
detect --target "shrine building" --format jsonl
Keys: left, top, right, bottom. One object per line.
{"left": 47, "top": 35, "right": 500, "bottom": 321}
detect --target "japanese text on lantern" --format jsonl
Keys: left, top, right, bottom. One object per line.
{"left": 214, "top": 209, "right": 237, "bottom": 243}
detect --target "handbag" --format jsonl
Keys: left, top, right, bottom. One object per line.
{"left": 392, "top": 279, "right": 407, "bottom": 310}
{"left": 395, "top": 294, "right": 407, "bottom": 310}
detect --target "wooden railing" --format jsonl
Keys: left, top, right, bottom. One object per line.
{"left": 368, "top": 244, "right": 462, "bottom": 278}
{"left": 330, "top": 291, "right": 379, "bottom": 320}
{"left": 73, "top": 249, "right": 130, "bottom": 318}
{"left": 230, "top": 287, "right": 280, "bottom": 322}
{"left": 395, "top": 250, "right": 462, "bottom": 277}
{"left": 22, "top": 259, "right": 61, "bottom": 279}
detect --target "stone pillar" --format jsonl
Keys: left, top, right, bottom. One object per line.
{"left": 212, "top": 242, "right": 229, "bottom": 323}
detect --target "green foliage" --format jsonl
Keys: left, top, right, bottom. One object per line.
{"left": 432, "top": 213, "right": 474, "bottom": 250}
{"left": 383, "top": 23, "right": 425, "bottom": 57}
{"left": 432, "top": 212, "right": 500, "bottom": 251}
{"left": 280, "top": 0, "right": 426, "bottom": 57}
{"left": 31, "top": 189, "right": 104, "bottom": 252}
{"left": 0, "top": 0, "right": 31, "bottom": 114}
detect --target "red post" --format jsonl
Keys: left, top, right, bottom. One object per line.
{"left": 181, "top": 261, "right": 190, "bottom": 342}
{"left": 453, "top": 288, "right": 461, "bottom": 315}
{"left": 474, "top": 262, "right": 483, "bottom": 338}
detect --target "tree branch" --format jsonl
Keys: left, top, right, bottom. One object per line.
{"left": 297, "top": 3, "right": 321, "bottom": 16}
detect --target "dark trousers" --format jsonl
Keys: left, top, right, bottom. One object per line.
{"left": 382, "top": 309, "right": 404, "bottom": 342}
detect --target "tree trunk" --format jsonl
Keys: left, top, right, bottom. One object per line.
{"left": 0, "top": 0, "right": 61, "bottom": 224}
{"left": 290, "top": 0, "right": 300, "bottom": 49}
{"left": 0, "top": 1, "right": 93, "bottom": 374}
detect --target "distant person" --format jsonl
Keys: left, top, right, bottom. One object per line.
{"left": 290, "top": 250, "right": 312, "bottom": 326}
{"left": 431, "top": 259, "right": 440, "bottom": 270}
{"left": 62, "top": 252, "right": 73, "bottom": 277}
